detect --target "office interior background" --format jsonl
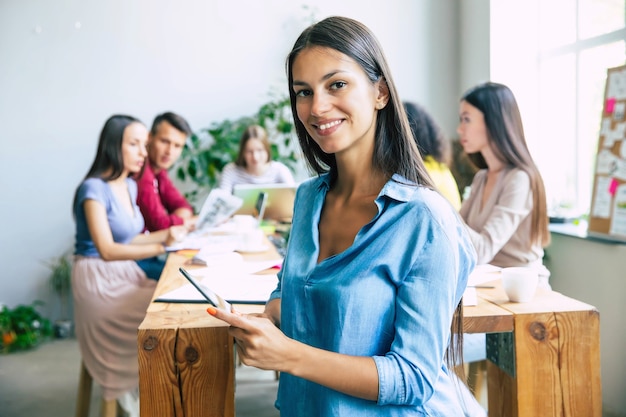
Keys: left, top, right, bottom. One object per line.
{"left": 0, "top": 0, "right": 624, "bottom": 415}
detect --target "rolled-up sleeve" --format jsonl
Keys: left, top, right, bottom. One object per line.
{"left": 374, "top": 213, "right": 473, "bottom": 406}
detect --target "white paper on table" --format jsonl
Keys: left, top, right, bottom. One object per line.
{"left": 155, "top": 272, "right": 279, "bottom": 304}
{"left": 467, "top": 264, "right": 502, "bottom": 287}
{"left": 191, "top": 258, "right": 283, "bottom": 276}
{"left": 462, "top": 287, "right": 477, "bottom": 306}
{"left": 166, "top": 233, "right": 239, "bottom": 252}
{"left": 192, "top": 249, "right": 244, "bottom": 266}
{"left": 463, "top": 264, "right": 501, "bottom": 306}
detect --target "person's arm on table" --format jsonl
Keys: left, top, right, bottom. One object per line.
{"left": 85, "top": 199, "right": 185, "bottom": 260}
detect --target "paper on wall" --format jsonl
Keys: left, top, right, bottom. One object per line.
{"left": 609, "top": 184, "right": 626, "bottom": 237}
{"left": 594, "top": 149, "right": 617, "bottom": 175}
{"left": 592, "top": 176, "right": 612, "bottom": 218}
{"left": 607, "top": 69, "right": 626, "bottom": 100}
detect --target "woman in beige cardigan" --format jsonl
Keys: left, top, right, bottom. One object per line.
{"left": 457, "top": 82, "right": 551, "bottom": 287}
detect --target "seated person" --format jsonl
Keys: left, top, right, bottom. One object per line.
{"left": 218, "top": 124, "right": 295, "bottom": 192}
{"left": 136, "top": 111, "right": 196, "bottom": 232}
{"left": 72, "top": 114, "right": 186, "bottom": 416}
{"left": 457, "top": 82, "right": 551, "bottom": 283}
{"left": 456, "top": 82, "right": 551, "bottom": 406}
{"left": 404, "top": 101, "right": 462, "bottom": 210}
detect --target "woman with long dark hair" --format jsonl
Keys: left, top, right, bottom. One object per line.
{"left": 458, "top": 82, "right": 551, "bottom": 286}
{"left": 72, "top": 115, "right": 185, "bottom": 415}
{"left": 209, "top": 17, "right": 476, "bottom": 416}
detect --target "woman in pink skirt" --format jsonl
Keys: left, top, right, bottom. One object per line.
{"left": 71, "top": 114, "right": 186, "bottom": 415}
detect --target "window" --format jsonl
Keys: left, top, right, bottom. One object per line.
{"left": 491, "top": 0, "right": 626, "bottom": 216}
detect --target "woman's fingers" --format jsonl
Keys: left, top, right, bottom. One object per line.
{"left": 208, "top": 305, "right": 292, "bottom": 372}
{"left": 207, "top": 306, "right": 248, "bottom": 328}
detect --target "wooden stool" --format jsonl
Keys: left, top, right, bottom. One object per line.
{"left": 75, "top": 361, "right": 123, "bottom": 417}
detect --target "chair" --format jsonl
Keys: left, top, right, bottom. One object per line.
{"left": 75, "top": 361, "right": 123, "bottom": 417}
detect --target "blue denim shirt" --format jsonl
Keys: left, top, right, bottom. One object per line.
{"left": 269, "top": 174, "right": 476, "bottom": 416}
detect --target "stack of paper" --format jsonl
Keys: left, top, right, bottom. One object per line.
{"left": 463, "top": 264, "right": 502, "bottom": 306}
{"left": 156, "top": 259, "right": 283, "bottom": 304}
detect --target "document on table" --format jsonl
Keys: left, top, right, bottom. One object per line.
{"left": 155, "top": 262, "right": 281, "bottom": 304}
{"left": 463, "top": 264, "right": 502, "bottom": 306}
{"left": 165, "top": 232, "right": 239, "bottom": 252}
{"left": 462, "top": 287, "right": 477, "bottom": 306}
{"left": 467, "top": 264, "right": 501, "bottom": 287}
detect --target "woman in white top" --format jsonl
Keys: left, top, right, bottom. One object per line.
{"left": 218, "top": 124, "right": 295, "bottom": 192}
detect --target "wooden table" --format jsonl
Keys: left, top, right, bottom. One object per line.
{"left": 464, "top": 282, "right": 601, "bottom": 416}
{"left": 138, "top": 253, "right": 601, "bottom": 417}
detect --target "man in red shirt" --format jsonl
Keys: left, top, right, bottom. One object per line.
{"left": 136, "top": 112, "right": 196, "bottom": 232}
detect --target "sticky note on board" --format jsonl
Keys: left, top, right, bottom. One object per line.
{"left": 606, "top": 97, "right": 616, "bottom": 114}
{"left": 609, "top": 177, "right": 619, "bottom": 196}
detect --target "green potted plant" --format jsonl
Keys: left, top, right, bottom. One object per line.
{"left": 0, "top": 301, "right": 53, "bottom": 353}
{"left": 175, "top": 91, "right": 301, "bottom": 205}
{"left": 44, "top": 252, "right": 73, "bottom": 338}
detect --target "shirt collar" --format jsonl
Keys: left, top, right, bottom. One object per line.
{"left": 314, "top": 172, "right": 417, "bottom": 203}
{"left": 381, "top": 174, "right": 417, "bottom": 203}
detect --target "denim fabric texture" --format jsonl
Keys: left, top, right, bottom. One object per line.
{"left": 269, "top": 173, "right": 476, "bottom": 416}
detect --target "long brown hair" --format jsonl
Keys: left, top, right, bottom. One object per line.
{"left": 286, "top": 15, "right": 464, "bottom": 378}
{"left": 72, "top": 114, "right": 143, "bottom": 215}
{"left": 462, "top": 82, "right": 550, "bottom": 247}
{"left": 285, "top": 16, "right": 433, "bottom": 189}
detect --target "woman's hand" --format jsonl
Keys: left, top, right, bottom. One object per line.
{"left": 183, "top": 215, "right": 198, "bottom": 232}
{"left": 207, "top": 306, "right": 295, "bottom": 372}
{"left": 165, "top": 225, "right": 187, "bottom": 247}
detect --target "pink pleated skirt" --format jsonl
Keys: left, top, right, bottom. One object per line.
{"left": 71, "top": 256, "right": 156, "bottom": 400}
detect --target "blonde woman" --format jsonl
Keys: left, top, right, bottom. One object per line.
{"left": 218, "top": 124, "right": 295, "bottom": 192}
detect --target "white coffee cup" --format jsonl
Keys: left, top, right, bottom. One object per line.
{"left": 501, "top": 267, "right": 538, "bottom": 303}
{"left": 233, "top": 214, "right": 258, "bottom": 231}
{"left": 239, "top": 228, "right": 264, "bottom": 251}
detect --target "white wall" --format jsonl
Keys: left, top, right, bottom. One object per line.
{"left": 459, "top": 0, "right": 490, "bottom": 97}
{"left": 0, "top": 0, "right": 465, "bottom": 317}
{"left": 545, "top": 233, "right": 626, "bottom": 417}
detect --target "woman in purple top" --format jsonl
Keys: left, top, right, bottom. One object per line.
{"left": 72, "top": 114, "right": 186, "bottom": 415}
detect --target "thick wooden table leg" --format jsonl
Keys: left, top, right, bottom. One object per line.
{"left": 138, "top": 326, "right": 235, "bottom": 417}
{"left": 486, "top": 309, "right": 601, "bottom": 417}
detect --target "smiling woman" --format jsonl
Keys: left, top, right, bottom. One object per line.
{"left": 207, "top": 16, "right": 478, "bottom": 417}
